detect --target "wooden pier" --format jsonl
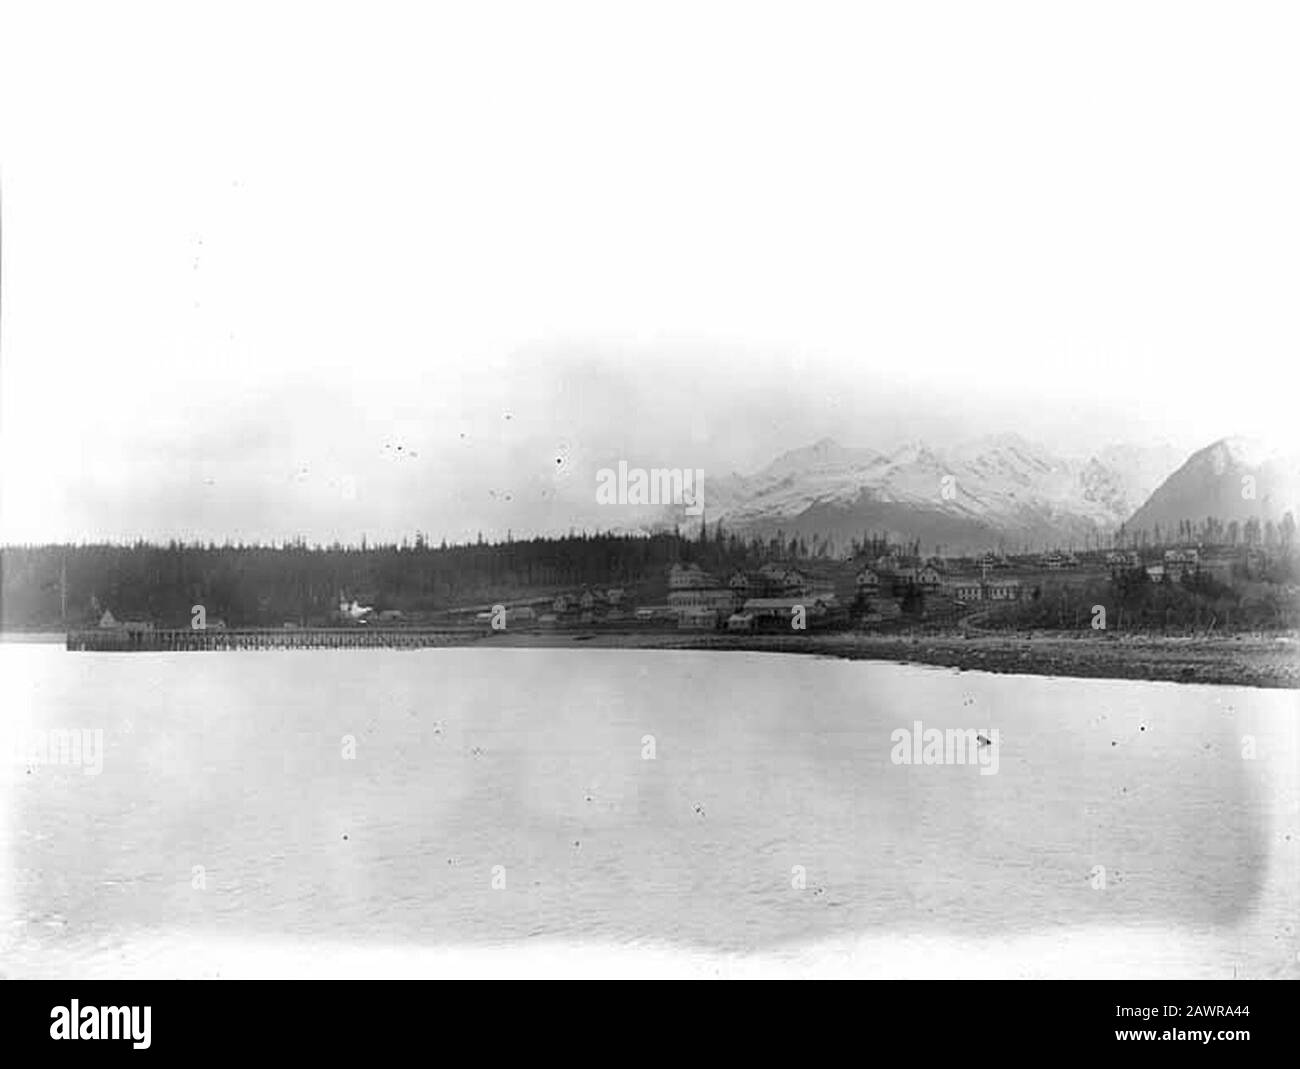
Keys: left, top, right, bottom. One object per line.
{"left": 66, "top": 627, "right": 484, "bottom": 652}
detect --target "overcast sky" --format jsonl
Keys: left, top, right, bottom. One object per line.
{"left": 2, "top": 2, "right": 1296, "bottom": 545}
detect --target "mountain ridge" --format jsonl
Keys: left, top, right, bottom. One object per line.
{"left": 679, "top": 435, "right": 1186, "bottom": 553}
{"left": 1123, "top": 436, "right": 1300, "bottom": 538}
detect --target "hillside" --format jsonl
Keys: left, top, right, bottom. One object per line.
{"left": 1124, "top": 437, "right": 1300, "bottom": 539}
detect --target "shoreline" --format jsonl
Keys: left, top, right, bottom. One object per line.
{"left": 476, "top": 628, "right": 1300, "bottom": 690}
{"left": 7, "top": 627, "right": 1297, "bottom": 689}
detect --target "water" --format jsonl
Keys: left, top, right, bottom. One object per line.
{"left": 2, "top": 645, "right": 1297, "bottom": 978}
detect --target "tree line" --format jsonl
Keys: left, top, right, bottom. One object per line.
{"left": 0, "top": 524, "right": 863, "bottom": 630}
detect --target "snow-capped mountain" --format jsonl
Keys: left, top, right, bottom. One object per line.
{"left": 1124, "top": 437, "right": 1300, "bottom": 537}
{"left": 685, "top": 434, "right": 1183, "bottom": 554}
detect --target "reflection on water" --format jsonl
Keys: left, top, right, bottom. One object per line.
{"left": 2, "top": 646, "right": 1297, "bottom": 977}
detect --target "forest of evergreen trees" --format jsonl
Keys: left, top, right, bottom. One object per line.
{"left": 982, "top": 563, "right": 1299, "bottom": 632}
{"left": 0, "top": 525, "right": 878, "bottom": 630}
{"left": 2, "top": 521, "right": 1296, "bottom": 632}
{"left": 1118, "top": 512, "right": 1296, "bottom": 551}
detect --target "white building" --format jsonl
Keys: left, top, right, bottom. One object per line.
{"left": 677, "top": 607, "right": 719, "bottom": 630}
{"left": 339, "top": 597, "right": 373, "bottom": 621}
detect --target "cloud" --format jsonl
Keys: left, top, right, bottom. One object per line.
{"left": 2, "top": 3, "right": 1296, "bottom": 543}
